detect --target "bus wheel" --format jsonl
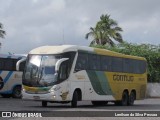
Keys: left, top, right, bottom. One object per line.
{"left": 42, "top": 101, "right": 47, "bottom": 107}
{"left": 0, "top": 78, "right": 4, "bottom": 90}
{"left": 121, "top": 91, "right": 128, "bottom": 106}
{"left": 114, "top": 101, "right": 121, "bottom": 106}
{"left": 71, "top": 91, "right": 78, "bottom": 108}
{"left": 12, "top": 86, "right": 22, "bottom": 98}
{"left": 128, "top": 91, "right": 135, "bottom": 106}
{"left": 91, "top": 101, "right": 108, "bottom": 106}
{"left": 1, "top": 94, "right": 11, "bottom": 98}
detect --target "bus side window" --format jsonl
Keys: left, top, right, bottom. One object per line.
{"left": 101, "top": 56, "right": 112, "bottom": 71}
{"left": 112, "top": 57, "right": 123, "bottom": 72}
{"left": 75, "top": 53, "right": 88, "bottom": 71}
{"left": 58, "top": 61, "right": 69, "bottom": 81}
{"left": 139, "top": 61, "right": 147, "bottom": 73}
{"left": 133, "top": 60, "right": 140, "bottom": 74}
{"left": 133, "top": 60, "right": 146, "bottom": 74}
{"left": 123, "top": 58, "right": 133, "bottom": 73}
{"left": 88, "top": 54, "right": 100, "bottom": 70}
{"left": 4, "top": 58, "right": 14, "bottom": 71}
{"left": 0, "top": 58, "right": 4, "bottom": 70}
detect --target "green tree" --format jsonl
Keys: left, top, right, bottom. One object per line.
{"left": 85, "top": 27, "right": 102, "bottom": 45}
{"left": 86, "top": 14, "right": 123, "bottom": 46}
{"left": 0, "top": 23, "right": 6, "bottom": 38}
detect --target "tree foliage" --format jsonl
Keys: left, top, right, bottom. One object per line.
{"left": 91, "top": 42, "right": 160, "bottom": 83}
{"left": 0, "top": 23, "right": 6, "bottom": 38}
{"left": 86, "top": 14, "right": 123, "bottom": 46}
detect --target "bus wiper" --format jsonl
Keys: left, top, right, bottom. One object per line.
{"left": 39, "top": 67, "right": 44, "bottom": 80}
{"left": 36, "top": 67, "right": 44, "bottom": 85}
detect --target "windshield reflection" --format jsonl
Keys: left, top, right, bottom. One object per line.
{"left": 23, "top": 55, "right": 61, "bottom": 87}
{"left": 39, "top": 56, "right": 57, "bottom": 86}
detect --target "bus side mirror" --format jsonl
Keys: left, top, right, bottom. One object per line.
{"left": 55, "top": 58, "right": 69, "bottom": 73}
{"left": 16, "top": 58, "right": 26, "bottom": 71}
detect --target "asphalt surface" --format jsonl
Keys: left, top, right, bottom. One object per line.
{"left": 0, "top": 96, "right": 160, "bottom": 120}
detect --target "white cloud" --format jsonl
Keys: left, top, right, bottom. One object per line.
{"left": 0, "top": 0, "right": 160, "bottom": 54}
{"left": 38, "top": 0, "right": 65, "bottom": 15}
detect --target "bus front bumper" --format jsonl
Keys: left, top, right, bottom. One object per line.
{"left": 22, "top": 91, "right": 58, "bottom": 101}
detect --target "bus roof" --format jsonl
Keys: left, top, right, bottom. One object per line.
{"left": 29, "top": 45, "right": 146, "bottom": 61}
{"left": 0, "top": 54, "right": 26, "bottom": 59}
{"left": 29, "top": 45, "right": 93, "bottom": 54}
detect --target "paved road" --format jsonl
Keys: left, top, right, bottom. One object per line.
{"left": 0, "top": 97, "right": 160, "bottom": 111}
{"left": 0, "top": 96, "right": 160, "bottom": 119}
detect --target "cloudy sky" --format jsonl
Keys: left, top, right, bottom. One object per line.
{"left": 0, "top": 0, "right": 160, "bottom": 54}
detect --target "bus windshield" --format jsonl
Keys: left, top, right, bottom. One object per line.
{"left": 23, "top": 55, "right": 61, "bottom": 87}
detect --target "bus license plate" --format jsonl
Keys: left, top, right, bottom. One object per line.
{"left": 33, "top": 96, "right": 40, "bottom": 100}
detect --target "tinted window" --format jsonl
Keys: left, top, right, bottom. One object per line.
{"left": 132, "top": 60, "right": 140, "bottom": 73}
{"left": 63, "top": 52, "right": 76, "bottom": 74}
{"left": 3, "top": 59, "right": 14, "bottom": 71}
{"left": 19, "top": 61, "right": 26, "bottom": 71}
{"left": 89, "top": 54, "right": 100, "bottom": 70}
{"left": 75, "top": 52, "right": 146, "bottom": 74}
{"left": 0, "top": 58, "right": 5, "bottom": 70}
{"left": 123, "top": 59, "right": 133, "bottom": 73}
{"left": 75, "top": 53, "right": 88, "bottom": 71}
{"left": 101, "top": 56, "right": 112, "bottom": 71}
{"left": 0, "top": 58, "right": 20, "bottom": 71}
{"left": 139, "top": 61, "right": 147, "bottom": 73}
{"left": 112, "top": 57, "right": 123, "bottom": 72}
{"left": 123, "top": 58, "right": 146, "bottom": 74}
{"left": 123, "top": 58, "right": 129, "bottom": 73}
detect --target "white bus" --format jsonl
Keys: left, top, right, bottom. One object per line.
{"left": 21, "top": 45, "right": 147, "bottom": 107}
{"left": 0, "top": 54, "right": 26, "bottom": 98}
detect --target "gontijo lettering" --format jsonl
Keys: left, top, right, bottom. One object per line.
{"left": 113, "top": 74, "right": 134, "bottom": 82}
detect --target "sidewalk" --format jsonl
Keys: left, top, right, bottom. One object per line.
{"left": 146, "top": 83, "right": 160, "bottom": 98}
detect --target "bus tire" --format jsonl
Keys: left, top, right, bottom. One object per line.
{"left": 91, "top": 101, "right": 108, "bottom": 106}
{"left": 128, "top": 91, "right": 135, "bottom": 106}
{"left": 1, "top": 94, "right": 11, "bottom": 98}
{"left": 42, "top": 101, "right": 47, "bottom": 107}
{"left": 71, "top": 91, "right": 78, "bottom": 108}
{"left": 121, "top": 91, "right": 128, "bottom": 106}
{"left": 0, "top": 77, "right": 4, "bottom": 90}
{"left": 12, "top": 86, "right": 22, "bottom": 98}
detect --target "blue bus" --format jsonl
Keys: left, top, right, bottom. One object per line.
{"left": 0, "top": 54, "right": 26, "bottom": 98}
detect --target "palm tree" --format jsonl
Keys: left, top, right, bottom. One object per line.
{"left": 0, "top": 23, "right": 6, "bottom": 38}
{"left": 85, "top": 27, "right": 102, "bottom": 45}
{"left": 86, "top": 14, "right": 123, "bottom": 46}
{"left": 0, "top": 23, "right": 6, "bottom": 47}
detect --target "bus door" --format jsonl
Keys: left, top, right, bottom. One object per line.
{"left": 57, "top": 59, "right": 70, "bottom": 101}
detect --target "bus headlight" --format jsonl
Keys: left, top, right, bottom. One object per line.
{"left": 22, "top": 86, "right": 26, "bottom": 92}
{"left": 53, "top": 95, "right": 56, "bottom": 99}
{"left": 49, "top": 86, "right": 61, "bottom": 93}
{"left": 49, "top": 88, "right": 54, "bottom": 93}
{"left": 22, "top": 88, "right": 25, "bottom": 92}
